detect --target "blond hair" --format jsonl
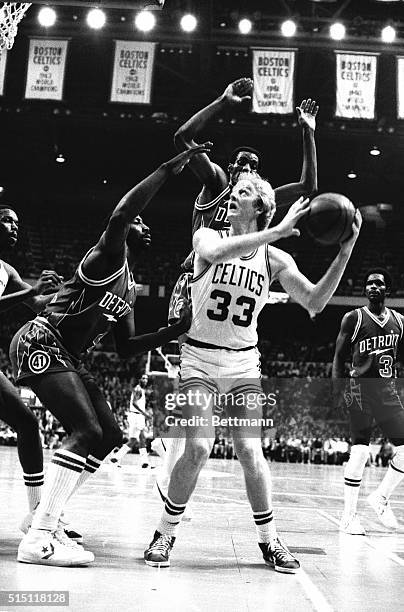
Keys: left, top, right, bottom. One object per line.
{"left": 249, "top": 177, "right": 276, "bottom": 230}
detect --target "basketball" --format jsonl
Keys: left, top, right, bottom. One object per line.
{"left": 305, "top": 193, "right": 355, "bottom": 246}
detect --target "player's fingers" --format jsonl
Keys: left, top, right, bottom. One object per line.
{"left": 309, "top": 100, "right": 317, "bottom": 113}
{"left": 313, "top": 105, "right": 319, "bottom": 117}
{"left": 299, "top": 99, "right": 306, "bottom": 109}
{"left": 291, "top": 229, "right": 301, "bottom": 237}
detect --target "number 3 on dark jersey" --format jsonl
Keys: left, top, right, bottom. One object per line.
{"left": 207, "top": 289, "right": 256, "bottom": 327}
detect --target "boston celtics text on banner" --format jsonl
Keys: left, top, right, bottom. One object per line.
{"left": 397, "top": 56, "right": 404, "bottom": 119}
{"left": 252, "top": 48, "right": 296, "bottom": 114}
{"left": 111, "top": 40, "right": 156, "bottom": 104}
{"left": 335, "top": 51, "right": 378, "bottom": 119}
{"left": 0, "top": 51, "right": 7, "bottom": 96}
{"left": 25, "top": 38, "right": 69, "bottom": 101}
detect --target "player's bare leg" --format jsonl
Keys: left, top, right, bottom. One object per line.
{"left": 232, "top": 408, "right": 300, "bottom": 574}
{"left": 0, "top": 373, "right": 44, "bottom": 517}
{"left": 17, "top": 371, "right": 107, "bottom": 566}
{"left": 144, "top": 385, "right": 215, "bottom": 566}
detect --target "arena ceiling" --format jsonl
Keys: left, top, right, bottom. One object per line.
{"left": 0, "top": 0, "right": 403, "bottom": 215}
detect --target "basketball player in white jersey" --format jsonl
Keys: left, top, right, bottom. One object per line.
{"left": 110, "top": 374, "right": 150, "bottom": 468}
{"left": 0, "top": 206, "right": 65, "bottom": 530}
{"left": 157, "top": 79, "right": 319, "bottom": 495}
{"left": 145, "top": 178, "right": 361, "bottom": 573}
{"left": 333, "top": 268, "right": 404, "bottom": 535}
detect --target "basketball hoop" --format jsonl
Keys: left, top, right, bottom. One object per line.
{"left": 0, "top": 3, "right": 31, "bottom": 52}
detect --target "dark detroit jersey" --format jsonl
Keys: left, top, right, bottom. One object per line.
{"left": 42, "top": 250, "right": 136, "bottom": 356}
{"left": 350, "top": 306, "right": 403, "bottom": 378}
{"left": 182, "top": 185, "right": 231, "bottom": 271}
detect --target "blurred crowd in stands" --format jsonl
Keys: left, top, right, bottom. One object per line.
{"left": 0, "top": 343, "right": 399, "bottom": 466}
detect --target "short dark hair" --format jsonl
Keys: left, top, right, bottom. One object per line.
{"left": 229, "top": 146, "right": 261, "bottom": 165}
{"left": 0, "top": 205, "right": 17, "bottom": 214}
{"left": 364, "top": 267, "right": 392, "bottom": 291}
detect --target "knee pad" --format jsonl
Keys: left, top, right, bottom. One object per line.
{"left": 391, "top": 445, "right": 404, "bottom": 474}
{"left": 345, "top": 444, "right": 369, "bottom": 477}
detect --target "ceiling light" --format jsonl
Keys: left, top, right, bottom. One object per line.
{"left": 281, "top": 20, "right": 297, "bottom": 37}
{"left": 38, "top": 7, "right": 56, "bottom": 27}
{"left": 330, "top": 22, "right": 345, "bottom": 41}
{"left": 180, "top": 14, "right": 197, "bottom": 33}
{"left": 238, "top": 19, "right": 252, "bottom": 35}
{"left": 87, "top": 8, "right": 106, "bottom": 30}
{"left": 135, "top": 10, "right": 156, "bottom": 32}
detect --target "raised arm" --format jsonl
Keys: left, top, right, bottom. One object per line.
{"left": 193, "top": 197, "right": 310, "bottom": 264}
{"left": 113, "top": 300, "right": 192, "bottom": 358}
{"left": 276, "top": 211, "right": 362, "bottom": 314}
{"left": 82, "top": 143, "right": 212, "bottom": 279}
{"left": 274, "top": 99, "right": 318, "bottom": 208}
{"left": 0, "top": 264, "right": 62, "bottom": 314}
{"left": 174, "top": 78, "right": 252, "bottom": 193}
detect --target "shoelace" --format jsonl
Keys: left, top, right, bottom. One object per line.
{"left": 54, "top": 528, "right": 80, "bottom": 549}
{"left": 272, "top": 539, "right": 293, "bottom": 562}
{"left": 150, "top": 534, "right": 173, "bottom": 555}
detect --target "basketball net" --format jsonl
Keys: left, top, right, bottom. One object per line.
{"left": 0, "top": 3, "right": 31, "bottom": 52}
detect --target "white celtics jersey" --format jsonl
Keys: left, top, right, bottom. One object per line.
{"left": 0, "top": 260, "right": 9, "bottom": 298}
{"left": 188, "top": 233, "right": 272, "bottom": 349}
{"left": 129, "top": 385, "right": 146, "bottom": 414}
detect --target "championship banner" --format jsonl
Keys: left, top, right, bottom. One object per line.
{"left": 0, "top": 51, "right": 7, "bottom": 96}
{"left": 25, "top": 38, "right": 69, "bottom": 101}
{"left": 110, "top": 40, "right": 156, "bottom": 104}
{"left": 335, "top": 51, "right": 378, "bottom": 119}
{"left": 252, "top": 47, "right": 296, "bottom": 114}
{"left": 397, "top": 56, "right": 404, "bottom": 119}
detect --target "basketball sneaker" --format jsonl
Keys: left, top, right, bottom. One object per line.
{"left": 19, "top": 512, "right": 83, "bottom": 543}
{"left": 367, "top": 491, "right": 399, "bottom": 530}
{"left": 144, "top": 531, "right": 175, "bottom": 567}
{"left": 339, "top": 513, "right": 366, "bottom": 535}
{"left": 259, "top": 538, "right": 300, "bottom": 574}
{"left": 17, "top": 529, "right": 94, "bottom": 567}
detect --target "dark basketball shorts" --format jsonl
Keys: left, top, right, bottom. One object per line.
{"left": 168, "top": 272, "right": 192, "bottom": 325}
{"left": 345, "top": 378, "right": 404, "bottom": 444}
{"left": 9, "top": 317, "right": 93, "bottom": 385}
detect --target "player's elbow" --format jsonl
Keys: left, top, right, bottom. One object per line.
{"left": 306, "top": 297, "right": 324, "bottom": 315}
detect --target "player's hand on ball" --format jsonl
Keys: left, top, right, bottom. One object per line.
{"left": 275, "top": 196, "right": 311, "bottom": 239}
{"left": 35, "top": 270, "right": 63, "bottom": 295}
{"left": 296, "top": 99, "right": 319, "bottom": 131}
{"left": 176, "top": 298, "right": 192, "bottom": 333}
{"left": 223, "top": 78, "right": 253, "bottom": 105}
{"left": 340, "top": 209, "right": 362, "bottom": 253}
{"left": 167, "top": 142, "right": 213, "bottom": 175}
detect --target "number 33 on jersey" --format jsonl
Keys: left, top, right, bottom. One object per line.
{"left": 187, "top": 231, "right": 272, "bottom": 349}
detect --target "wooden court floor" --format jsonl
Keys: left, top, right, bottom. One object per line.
{"left": 1, "top": 447, "right": 404, "bottom": 612}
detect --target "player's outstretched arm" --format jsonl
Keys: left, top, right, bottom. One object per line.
{"left": 174, "top": 78, "right": 252, "bottom": 192}
{"left": 114, "top": 299, "right": 192, "bottom": 358}
{"left": 0, "top": 265, "right": 62, "bottom": 314}
{"left": 193, "top": 197, "right": 310, "bottom": 264}
{"left": 276, "top": 210, "right": 362, "bottom": 314}
{"left": 96, "top": 143, "right": 213, "bottom": 258}
{"left": 274, "top": 99, "right": 318, "bottom": 208}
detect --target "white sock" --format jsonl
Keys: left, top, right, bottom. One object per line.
{"left": 68, "top": 455, "right": 103, "bottom": 500}
{"left": 157, "top": 496, "right": 186, "bottom": 537}
{"left": 161, "top": 435, "right": 185, "bottom": 478}
{"left": 376, "top": 445, "right": 404, "bottom": 500}
{"left": 114, "top": 444, "right": 132, "bottom": 463}
{"left": 253, "top": 509, "right": 277, "bottom": 545}
{"left": 139, "top": 447, "right": 148, "bottom": 463}
{"left": 31, "top": 450, "right": 86, "bottom": 532}
{"left": 343, "top": 444, "right": 369, "bottom": 516}
{"left": 23, "top": 471, "right": 44, "bottom": 512}
{"left": 151, "top": 438, "right": 165, "bottom": 459}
